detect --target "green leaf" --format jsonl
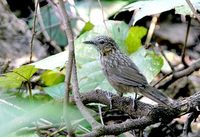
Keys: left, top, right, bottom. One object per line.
{"left": 0, "top": 74, "right": 22, "bottom": 88}
{"left": 0, "top": 96, "right": 83, "bottom": 137}
{"left": 175, "top": 2, "right": 200, "bottom": 16}
{"left": 41, "top": 70, "right": 65, "bottom": 86}
{"left": 130, "top": 47, "right": 163, "bottom": 83}
{"left": 119, "top": 0, "right": 200, "bottom": 25}
{"left": 32, "top": 51, "right": 68, "bottom": 70}
{"left": 125, "top": 26, "right": 147, "bottom": 54}
{"left": 43, "top": 83, "right": 65, "bottom": 100}
{"left": 79, "top": 21, "right": 94, "bottom": 35}
{"left": 0, "top": 65, "right": 38, "bottom": 88}
{"left": 31, "top": 5, "right": 67, "bottom": 46}
{"left": 32, "top": 21, "right": 163, "bottom": 94}
{"left": 13, "top": 65, "right": 38, "bottom": 80}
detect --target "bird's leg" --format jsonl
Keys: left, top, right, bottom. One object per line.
{"left": 105, "top": 91, "right": 113, "bottom": 109}
{"left": 117, "top": 91, "right": 123, "bottom": 97}
{"left": 134, "top": 93, "right": 138, "bottom": 110}
{"left": 127, "top": 95, "right": 137, "bottom": 111}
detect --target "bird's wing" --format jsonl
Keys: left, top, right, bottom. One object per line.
{"left": 108, "top": 65, "right": 148, "bottom": 87}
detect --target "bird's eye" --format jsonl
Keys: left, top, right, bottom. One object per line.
{"left": 99, "top": 40, "right": 105, "bottom": 44}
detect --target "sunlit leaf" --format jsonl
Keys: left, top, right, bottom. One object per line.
{"left": 13, "top": 65, "right": 38, "bottom": 80}
{"left": 41, "top": 70, "right": 65, "bottom": 86}
{"left": 125, "top": 26, "right": 147, "bottom": 54}
{"left": 79, "top": 21, "right": 94, "bottom": 35}
{"left": 119, "top": 0, "right": 200, "bottom": 25}
{"left": 32, "top": 51, "right": 68, "bottom": 70}
{"left": 33, "top": 21, "right": 163, "bottom": 93}
{"left": 43, "top": 83, "right": 65, "bottom": 100}
{"left": 0, "top": 97, "right": 83, "bottom": 137}
{"left": 175, "top": 2, "right": 200, "bottom": 16}
{"left": 0, "top": 65, "right": 38, "bottom": 89}
{"left": 130, "top": 47, "right": 163, "bottom": 83}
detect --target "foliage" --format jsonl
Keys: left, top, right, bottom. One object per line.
{"left": 119, "top": 0, "right": 200, "bottom": 25}
{"left": 0, "top": 65, "right": 38, "bottom": 88}
{"left": 2, "top": 0, "right": 198, "bottom": 136}
{"left": 33, "top": 20, "right": 163, "bottom": 94}
{"left": 41, "top": 70, "right": 65, "bottom": 86}
{"left": 125, "top": 26, "right": 147, "bottom": 54}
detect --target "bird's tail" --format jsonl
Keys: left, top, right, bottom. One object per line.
{"left": 141, "top": 86, "right": 174, "bottom": 106}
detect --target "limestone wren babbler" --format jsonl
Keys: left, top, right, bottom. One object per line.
{"left": 83, "top": 35, "right": 173, "bottom": 106}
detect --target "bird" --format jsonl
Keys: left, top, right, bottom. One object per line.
{"left": 83, "top": 35, "right": 173, "bottom": 106}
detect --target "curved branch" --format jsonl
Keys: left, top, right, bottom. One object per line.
{"left": 157, "top": 59, "right": 200, "bottom": 89}
{"left": 78, "top": 117, "right": 153, "bottom": 137}
{"left": 58, "top": 0, "right": 100, "bottom": 129}
{"left": 73, "top": 89, "right": 200, "bottom": 137}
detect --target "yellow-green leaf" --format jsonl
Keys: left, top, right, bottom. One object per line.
{"left": 41, "top": 70, "right": 65, "bottom": 86}
{"left": 79, "top": 21, "right": 94, "bottom": 35}
{"left": 0, "top": 65, "right": 38, "bottom": 88}
{"left": 125, "top": 26, "right": 147, "bottom": 54}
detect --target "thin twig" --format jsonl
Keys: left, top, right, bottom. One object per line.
{"left": 185, "top": 0, "right": 200, "bottom": 22}
{"left": 156, "top": 43, "right": 175, "bottom": 72}
{"left": 36, "top": 3, "right": 62, "bottom": 53}
{"left": 75, "top": 89, "right": 200, "bottom": 137}
{"left": 16, "top": 124, "right": 65, "bottom": 135}
{"left": 181, "top": 17, "right": 191, "bottom": 67}
{"left": 0, "top": 99, "right": 25, "bottom": 112}
{"left": 58, "top": 0, "right": 74, "bottom": 136}
{"left": 98, "top": 0, "right": 109, "bottom": 33}
{"left": 98, "top": 105, "right": 104, "bottom": 125}
{"left": 153, "top": 72, "right": 172, "bottom": 87}
{"left": 128, "top": 11, "right": 135, "bottom": 27}
{"left": 36, "top": 23, "right": 60, "bottom": 35}
{"left": 157, "top": 58, "right": 200, "bottom": 89}
{"left": 49, "top": 126, "right": 67, "bottom": 136}
{"left": 30, "top": 0, "right": 39, "bottom": 63}
{"left": 145, "top": 14, "right": 160, "bottom": 46}
{"left": 13, "top": 71, "right": 33, "bottom": 98}
{"left": 58, "top": 0, "right": 100, "bottom": 131}
{"left": 72, "top": 60, "right": 100, "bottom": 128}
{"left": 1, "top": 60, "right": 10, "bottom": 73}
{"left": 26, "top": 81, "right": 33, "bottom": 99}
{"left": 182, "top": 112, "right": 199, "bottom": 136}
{"left": 58, "top": 0, "right": 73, "bottom": 108}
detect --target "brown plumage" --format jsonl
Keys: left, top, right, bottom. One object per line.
{"left": 83, "top": 35, "right": 173, "bottom": 106}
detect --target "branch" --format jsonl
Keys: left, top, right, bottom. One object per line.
{"left": 157, "top": 44, "right": 175, "bottom": 72}
{"left": 78, "top": 117, "right": 153, "bottom": 137}
{"left": 98, "top": 0, "right": 109, "bottom": 33}
{"left": 72, "top": 60, "right": 100, "bottom": 128}
{"left": 157, "top": 59, "right": 200, "bottom": 89}
{"left": 29, "top": 0, "right": 39, "bottom": 63}
{"left": 145, "top": 14, "right": 160, "bottom": 45}
{"left": 58, "top": 0, "right": 100, "bottom": 129}
{"left": 182, "top": 112, "right": 199, "bottom": 136}
{"left": 185, "top": 0, "right": 200, "bottom": 22}
{"left": 36, "top": 3, "right": 62, "bottom": 53}
{"left": 57, "top": 0, "right": 75, "bottom": 136}
{"left": 79, "top": 89, "right": 152, "bottom": 118}
{"left": 72, "top": 89, "right": 200, "bottom": 137}
{"left": 181, "top": 17, "right": 191, "bottom": 67}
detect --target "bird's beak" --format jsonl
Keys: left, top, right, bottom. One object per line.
{"left": 83, "top": 40, "right": 95, "bottom": 45}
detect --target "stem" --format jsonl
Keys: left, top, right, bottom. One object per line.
{"left": 181, "top": 17, "right": 191, "bottom": 67}
{"left": 30, "top": 0, "right": 39, "bottom": 63}
{"left": 185, "top": 0, "right": 200, "bottom": 22}
{"left": 58, "top": 0, "right": 74, "bottom": 136}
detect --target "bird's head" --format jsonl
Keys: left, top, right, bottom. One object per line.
{"left": 83, "top": 35, "right": 118, "bottom": 56}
